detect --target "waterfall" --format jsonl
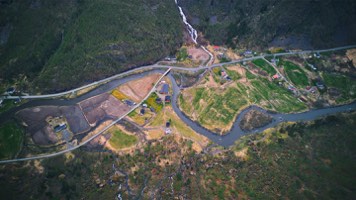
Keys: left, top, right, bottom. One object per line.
{"left": 174, "top": 0, "right": 214, "bottom": 66}
{"left": 175, "top": 0, "right": 198, "bottom": 44}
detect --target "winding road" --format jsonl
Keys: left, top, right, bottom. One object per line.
{"left": 1, "top": 45, "right": 356, "bottom": 163}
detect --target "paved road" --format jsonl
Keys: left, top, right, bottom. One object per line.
{"left": 3, "top": 45, "right": 356, "bottom": 100}
{"left": 0, "top": 69, "right": 171, "bottom": 164}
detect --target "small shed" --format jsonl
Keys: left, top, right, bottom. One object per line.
{"left": 155, "top": 97, "right": 162, "bottom": 104}
{"left": 140, "top": 108, "right": 145, "bottom": 115}
{"left": 54, "top": 123, "right": 67, "bottom": 133}
{"left": 124, "top": 100, "right": 135, "bottom": 106}
{"left": 166, "top": 121, "right": 171, "bottom": 128}
{"left": 165, "top": 96, "right": 171, "bottom": 103}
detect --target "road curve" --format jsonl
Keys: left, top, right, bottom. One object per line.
{"left": 0, "top": 69, "right": 171, "bottom": 164}
{"left": 3, "top": 44, "right": 356, "bottom": 100}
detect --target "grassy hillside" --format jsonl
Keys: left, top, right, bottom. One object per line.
{"left": 0, "top": 0, "right": 183, "bottom": 92}
{"left": 179, "top": 0, "right": 356, "bottom": 49}
{"left": 0, "top": 121, "right": 23, "bottom": 159}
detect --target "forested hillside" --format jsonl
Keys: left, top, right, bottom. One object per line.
{"left": 0, "top": 0, "right": 182, "bottom": 92}
{"left": 179, "top": 0, "right": 356, "bottom": 49}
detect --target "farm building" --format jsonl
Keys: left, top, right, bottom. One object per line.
{"left": 272, "top": 74, "right": 280, "bottom": 80}
{"left": 124, "top": 100, "right": 136, "bottom": 106}
{"left": 155, "top": 97, "right": 162, "bottom": 104}
{"left": 160, "top": 84, "right": 169, "bottom": 94}
{"left": 140, "top": 108, "right": 145, "bottom": 115}
{"left": 54, "top": 123, "right": 67, "bottom": 133}
{"left": 165, "top": 96, "right": 171, "bottom": 103}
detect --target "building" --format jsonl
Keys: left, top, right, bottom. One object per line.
{"left": 307, "top": 63, "right": 317, "bottom": 71}
{"left": 314, "top": 52, "right": 321, "bottom": 58}
{"left": 6, "top": 87, "right": 15, "bottom": 95}
{"left": 316, "top": 82, "right": 325, "bottom": 90}
{"left": 166, "top": 121, "right": 171, "bottom": 128}
{"left": 160, "top": 84, "right": 169, "bottom": 94}
{"left": 165, "top": 128, "right": 172, "bottom": 135}
{"left": 272, "top": 74, "right": 280, "bottom": 80}
{"left": 124, "top": 99, "right": 136, "bottom": 106}
{"left": 13, "top": 98, "right": 21, "bottom": 104}
{"left": 155, "top": 97, "right": 162, "bottom": 104}
{"left": 165, "top": 96, "right": 171, "bottom": 103}
{"left": 244, "top": 50, "right": 253, "bottom": 57}
{"left": 221, "top": 70, "right": 230, "bottom": 80}
{"left": 140, "top": 108, "right": 145, "bottom": 115}
{"left": 54, "top": 123, "right": 67, "bottom": 133}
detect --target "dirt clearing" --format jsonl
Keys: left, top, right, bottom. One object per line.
{"left": 79, "top": 93, "right": 130, "bottom": 126}
{"left": 16, "top": 106, "right": 89, "bottom": 145}
{"left": 346, "top": 49, "right": 356, "bottom": 67}
{"left": 116, "top": 74, "right": 161, "bottom": 102}
{"left": 187, "top": 46, "right": 209, "bottom": 62}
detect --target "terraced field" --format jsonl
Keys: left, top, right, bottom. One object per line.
{"left": 179, "top": 68, "right": 306, "bottom": 133}
{"left": 280, "top": 60, "right": 310, "bottom": 87}
{"left": 252, "top": 59, "right": 277, "bottom": 75}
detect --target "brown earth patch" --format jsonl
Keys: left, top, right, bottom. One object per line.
{"left": 187, "top": 46, "right": 209, "bottom": 62}
{"left": 234, "top": 147, "right": 248, "bottom": 161}
{"left": 346, "top": 49, "right": 356, "bottom": 67}
{"left": 117, "top": 73, "right": 160, "bottom": 102}
{"left": 16, "top": 105, "right": 89, "bottom": 145}
{"left": 79, "top": 93, "right": 130, "bottom": 126}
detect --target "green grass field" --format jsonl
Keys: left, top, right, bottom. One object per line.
{"left": 0, "top": 122, "right": 23, "bottom": 159}
{"left": 322, "top": 72, "right": 356, "bottom": 103}
{"left": 281, "top": 60, "right": 309, "bottom": 87}
{"left": 108, "top": 128, "right": 137, "bottom": 150}
{"left": 224, "top": 67, "right": 241, "bottom": 80}
{"left": 252, "top": 59, "right": 277, "bottom": 75}
{"left": 143, "top": 92, "right": 163, "bottom": 112}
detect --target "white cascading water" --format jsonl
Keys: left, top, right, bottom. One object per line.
{"left": 175, "top": 0, "right": 198, "bottom": 44}
{"left": 174, "top": 0, "right": 214, "bottom": 66}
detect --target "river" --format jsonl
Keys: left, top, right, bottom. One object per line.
{"left": 168, "top": 74, "right": 356, "bottom": 147}
{"left": 1, "top": 69, "right": 355, "bottom": 147}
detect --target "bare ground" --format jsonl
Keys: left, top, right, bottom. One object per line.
{"left": 187, "top": 46, "right": 209, "bottom": 62}
{"left": 117, "top": 73, "right": 161, "bottom": 102}
{"left": 79, "top": 93, "right": 130, "bottom": 126}
{"left": 346, "top": 49, "right": 356, "bottom": 67}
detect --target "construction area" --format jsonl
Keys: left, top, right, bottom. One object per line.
{"left": 79, "top": 93, "right": 130, "bottom": 126}
{"left": 16, "top": 105, "right": 89, "bottom": 146}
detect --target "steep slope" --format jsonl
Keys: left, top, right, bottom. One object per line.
{"left": 178, "top": 0, "right": 356, "bottom": 49}
{"left": 0, "top": 0, "right": 183, "bottom": 92}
